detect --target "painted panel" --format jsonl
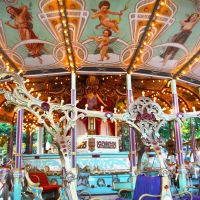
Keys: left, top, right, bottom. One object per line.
{"left": 0, "top": 0, "right": 199, "bottom": 82}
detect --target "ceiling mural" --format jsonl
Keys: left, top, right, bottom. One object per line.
{"left": 147, "top": 1, "right": 200, "bottom": 73}
{"left": 0, "top": 0, "right": 67, "bottom": 72}
{"left": 0, "top": 0, "right": 199, "bottom": 84}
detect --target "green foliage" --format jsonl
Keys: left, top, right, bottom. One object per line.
{"left": 47, "top": 133, "right": 53, "bottom": 143}
{"left": 159, "top": 118, "right": 200, "bottom": 141}
{"left": 181, "top": 120, "right": 191, "bottom": 140}
{"left": 181, "top": 118, "right": 200, "bottom": 140}
{"left": 121, "top": 118, "right": 200, "bottom": 151}
{"left": 159, "top": 123, "right": 170, "bottom": 141}
{"left": 0, "top": 123, "right": 12, "bottom": 137}
{"left": 120, "top": 123, "right": 129, "bottom": 151}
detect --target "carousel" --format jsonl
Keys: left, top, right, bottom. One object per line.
{"left": 0, "top": 0, "right": 199, "bottom": 200}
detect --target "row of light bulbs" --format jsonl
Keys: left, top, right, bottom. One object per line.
{"left": 0, "top": 51, "right": 24, "bottom": 75}
{"left": 23, "top": 123, "right": 37, "bottom": 134}
{"left": 152, "top": 96, "right": 171, "bottom": 111}
{"left": 129, "top": 0, "right": 165, "bottom": 73}
{"left": 175, "top": 50, "right": 200, "bottom": 78}
{"left": 0, "top": 86, "right": 198, "bottom": 112}
{"left": 57, "top": 0, "right": 76, "bottom": 71}
{"left": 23, "top": 113, "right": 38, "bottom": 133}
{"left": 0, "top": 54, "right": 15, "bottom": 73}
{"left": 162, "top": 91, "right": 191, "bottom": 111}
{"left": 177, "top": 86, "right": 200, "bottom": 103}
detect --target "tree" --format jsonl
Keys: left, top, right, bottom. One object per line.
{"left": 159, "top": 118, "right": 200, "bottom": 142}
{"left": 0, "top": 123, "right": 12, "bottom": 137}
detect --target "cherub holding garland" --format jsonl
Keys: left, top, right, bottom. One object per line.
{"left": 91, "top": 0, "right": 127, "bottom": 33}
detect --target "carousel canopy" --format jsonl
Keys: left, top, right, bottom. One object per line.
{"left": 0, "top": 0, "right": 199, "bottom": 84}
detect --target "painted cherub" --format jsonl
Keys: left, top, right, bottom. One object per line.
{"left": 90, "top": 29, "right": 117, "bottom": 61}
{"left": 91, "top": 0, "right": 124, "bottom": 33}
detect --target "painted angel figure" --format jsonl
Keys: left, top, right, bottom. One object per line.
{"left": 91, "top": 0, "right": 126, "bottom": 33}
{"left": 5, "top": 5, "right": 45, "bottom": 64}
{"left": 160, "top": 13, "right": 200, "bottom": 64}
{"left": 90, "top": 29, "right": 117, "bottom": 61}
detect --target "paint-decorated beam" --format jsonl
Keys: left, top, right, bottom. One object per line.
{"left": 57, "top": 0, "right": 76, "bottom": 72}
{"left": 173, "top": 49, "right": 200, "bottom": 79}
{"left": 127, "top": 0, "right": 162, "bottom": 73}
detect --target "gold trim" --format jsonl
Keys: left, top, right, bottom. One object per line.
{"left": 15, "top": 153, "right": 22, "bottom": 156}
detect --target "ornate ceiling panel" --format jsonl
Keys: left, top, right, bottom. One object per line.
{"left": 0, "top": 0, "right": 199, "bottom": 84}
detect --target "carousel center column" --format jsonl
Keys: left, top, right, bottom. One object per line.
{"left": 126, "top": 74, "right": 137, "bottom": 189}
{"left": 14, "top": 109, "right": 24, "bottom": 200}
{"left": 171, "top": 79, "right": 187, "bottom": 191}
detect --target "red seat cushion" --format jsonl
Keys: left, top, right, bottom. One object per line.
{"left": 29, "top": 172, "right": 60, "bottom": 192}
{"left": 42, "top": 185, "right": 60, "bottom": 192}
{"left": 29, "top": 172, "right": 49, "bottom": 186}
{"left": 29, "top": 174, "right": 40, "bottom": 183}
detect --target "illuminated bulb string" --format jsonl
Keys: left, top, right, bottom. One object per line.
{"left": 57, "top": 0, "right": 76, "bottom": 72}
{"left": 0, "top": 47, "right": 19, "bottom": 73}
{"left": 127, "top": 0, "right": 163, "bottom": 73}
{"left": 173, "top": 49, "right": 200, "bottom": 78}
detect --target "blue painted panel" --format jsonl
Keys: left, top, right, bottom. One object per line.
{"left": 23, "top": 152, "right": 131, "bottom": 195}
{"left": 23, "top": 152, "right": 130, "bottom": 171}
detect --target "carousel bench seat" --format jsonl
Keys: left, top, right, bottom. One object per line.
{"left": 29, "top": 172, "right": 60, "bottom": 192}
{"left": 24, "top": 165, "right": 62, "bottom": 199}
